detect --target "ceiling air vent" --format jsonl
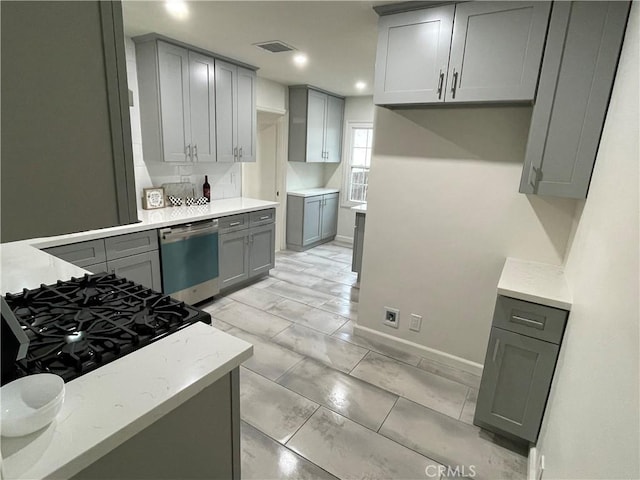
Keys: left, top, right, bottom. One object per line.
{"left": 254, "top": 41, "right": 295, "bottom": 53}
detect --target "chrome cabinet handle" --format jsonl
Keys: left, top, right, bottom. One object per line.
{"left": 193, "top": 144, "right": 198, "bottom": 161}
{"left": 234, "top": 146, "right": 238, "bottom": 161}
{"left": 511, "top": 315, "right": 545, "bottom": 330}
{"left": 529, "top": 165, "right": 542, "bottom": 190}
{"left": 229, "top": 221, "right": 241, "bottom": 227}
{"left": 259, "top": 215, "right": 270, "bottom": 220}
{"left": 185, "top": 144, "right": 192, "bottom": 161}
{"left": 239, "top": 147, "right": 243, "bottom": 159}
{"left": 437, "top": 70, "right": 444, "bottom": 99}
{"left": 451, "top": 69, "right": 459, "bottom": 99}
{"left": 492, "top": 338, "right": 501, "bottom": 364}
{"left": 249, "top": 235, "right": 254, "bottom": 244}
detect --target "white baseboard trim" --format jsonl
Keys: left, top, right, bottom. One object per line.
{"left": 334, "top": 235, "right": 353, "bottom": 246}
{"left": 352, "top": 324, "right": 483, "bottom": 376}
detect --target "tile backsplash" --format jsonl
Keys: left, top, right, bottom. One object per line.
{"left": 125, "top": 37, "right": 241, "bottom": 209}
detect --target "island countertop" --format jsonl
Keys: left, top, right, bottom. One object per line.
{"left": 0, "top": 323, "right": 252, "bottom": 480}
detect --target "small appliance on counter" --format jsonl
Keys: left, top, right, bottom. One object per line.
{"left": 1, "top": 273, "right": 211, "bottom": 385}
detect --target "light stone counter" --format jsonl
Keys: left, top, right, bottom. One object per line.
{"left": 287, "top": 188, "right": 339, "bottom": 198}
{"left": 1, "top": 197, "right": 277, "bottom": 294}
{"left": 497, "top": 257, "right": 572, "bottom": 310}
{"left": 351, "top": 204, "right": 367, "bottom": 214}
{"left": 0, "top": 323, "right": 252, "bottom": 480}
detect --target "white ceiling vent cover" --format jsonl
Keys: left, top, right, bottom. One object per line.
{"left": 254, "top": 41, "right": 295, "bottom": 53}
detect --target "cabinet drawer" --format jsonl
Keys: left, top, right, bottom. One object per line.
{"left": 493, "top": 296, "right": 568, "bottom": 344}
{"left": 105, "top": 230, "right": 158, "bottom": 261}
{"left": 218, "top": 214, "right": 249, "bottom": 234}
{"left": 44, "top": 239, "right": 106, "bottom": 267}
{"left": 249, "top": 208, "right": 275, "bottom": 227}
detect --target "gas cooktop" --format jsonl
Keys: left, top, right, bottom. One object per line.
{"left": 3, "top": 273, "right": 211, "bottom": 382}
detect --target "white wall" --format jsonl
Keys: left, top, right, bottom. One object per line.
{"left": 256, "top": 77, "right": 286, "bottom": 114}
{"left": 125, "top": 37, "right": 241, "bottom": 208}
{"left": 535, "top": 6, "right": 639, "bottom": 478}
{"left": 358, "top": 105, "right": 577, "bottom": 364}
{"left": 325, "top": 96, "right": 375, "bottom": 243}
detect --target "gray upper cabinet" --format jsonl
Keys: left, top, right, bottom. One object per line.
{"left": 519, "top": 1, "right": 630, "bottom": 199}
{"left": 373, "top": 2, "right": 550, "bottom": 105}
{"left": 374, "top": 5, "right": 454, "bottom": 105}
{"left": 216, "top": 60, "right": 257, "bottom": 163}
{"left": 289, "top": 86, "right": 345, "bottom": 163}
{"left": 188, "top": 52, "right": 216, "bottom": 163}
{"left": 136, "top": 39, "right": 216, "bottom": 163}
{"left": 446, "top": 2, "right": 550, "bottom": 103}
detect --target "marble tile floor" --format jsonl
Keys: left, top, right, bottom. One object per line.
{"left": 201, "top": 242, "right": 527, "bottom": 480}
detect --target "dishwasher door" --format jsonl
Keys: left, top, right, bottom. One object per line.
{"left": 159, "top": 219, "right": 219, "bottom": 305}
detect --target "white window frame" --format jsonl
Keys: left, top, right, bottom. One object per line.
{"left": 341, "top": 121, "right": 374, "bottom": 208}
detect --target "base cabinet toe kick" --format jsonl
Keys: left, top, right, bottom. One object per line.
{"left": 474, "top": 295, "right": 569, "bottom": 444}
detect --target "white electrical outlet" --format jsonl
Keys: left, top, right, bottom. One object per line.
{"left": 409, "top": 314, "right": 422, "bottom": 332}
{"left": 383, "top": 307, "right": 399, "bottom": 328}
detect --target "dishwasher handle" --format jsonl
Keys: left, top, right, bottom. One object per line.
{"left": 160, "top": 219, "right": 219, "bottom": 243}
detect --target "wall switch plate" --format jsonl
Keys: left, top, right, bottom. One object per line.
{"left": 383, "top": 307, "right": 399, "bottom": 328}
{"left": 409, "top": 314, "right": 422, "bottom": 332}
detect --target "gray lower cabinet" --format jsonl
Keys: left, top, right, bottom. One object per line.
{"left": 374, "top": 1, "right": 550, "bottom": 105}
{"left": 219, "top": 210, "right": 275, "bottom": 291}
{"left": 474, "top": 295, "right": 568, "bottom": 443}
{"left": 286, "top": 193, "right": 339, "bottom": 251}
{"left": 519, "top": 1, "right": 631, "bottom": 199}
{"left": 107, "top": 251, "right": 162, "bottom": 292}
{"left": 351, "top": 212, "right": 366, "bottom": 275}
{"left": 43, "top": 231, "right": 161, "bottom": 291}
{"left": 218, "top": 229, "right": 250, "bottom": 289}
{"left": 288, "top": 86, "right": 345, "bottom": 163}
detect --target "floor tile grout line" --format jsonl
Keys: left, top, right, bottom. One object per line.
{"left": 282, "top": 404, "right": 322, "bottom": 447}
{"left": 347, "top": 349, "right": 372, "bottom": 374}
{"left": 376, "top": 395, "right": 400, "bottom": 433}
{"left": 272, "top": 356, "right": 307, "bottom": 384}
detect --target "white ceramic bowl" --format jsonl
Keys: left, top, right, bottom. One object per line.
{"left": 1, "top": 374, "right": 65, "bottom": 437}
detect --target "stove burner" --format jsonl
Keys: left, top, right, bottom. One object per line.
{"left": 4, "top": 273, "right": 211, "bottom": 382}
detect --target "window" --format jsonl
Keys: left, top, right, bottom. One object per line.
{"left": 345, "top": 125, "right": 373, "bottom": 204}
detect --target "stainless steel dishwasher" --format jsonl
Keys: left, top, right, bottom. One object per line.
{"left": 159, "top": 219, "right": 219, "bottom": 305}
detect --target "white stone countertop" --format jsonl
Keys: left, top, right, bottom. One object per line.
{"left": 1, "top": 197, "right": 278, "bottom": 295}
{"left": 287, "top": 188, "right": 339, "bottom": 198}
{"left": 0, "top": 323, "right": 253, "bottom": 480}
{"left": 497, "top": 257, "right": 572, "bottom": 310}
{"left": 351, "top": 204, "right": 367, "bottom": 213}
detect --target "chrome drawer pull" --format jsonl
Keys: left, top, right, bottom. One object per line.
{"left": 228, "top": 221, "right": 241, "bottom": 227}
{"left": 259, "top": 215, "right": 270, "bottom": 220}
{"left": 511, "top": 315, "right": 545, "bottom": 330}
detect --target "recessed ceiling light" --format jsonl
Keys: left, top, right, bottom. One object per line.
{"left": 355, "top": 81, "right": 367, "bottom": 90}
{"left": 293, "top": 53, "right": 308, "bottom": 67}
{"left": 165, "top": 0, "right": 189, "bottom": 20}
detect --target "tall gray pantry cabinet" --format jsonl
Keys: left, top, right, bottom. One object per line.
{"left": 1, "top": 1, "right": 138, "bottom": 242}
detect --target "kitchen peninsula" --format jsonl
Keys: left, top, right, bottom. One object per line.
{"left": 0, "top": 198, "right": 279, "bottom": 479}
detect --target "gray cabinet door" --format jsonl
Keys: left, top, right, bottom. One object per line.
{"left": 325, "top": 96, "right": 344, "bottom": 163}
{"left": 306, "top": 90, "right": 328, "bottom": 163}
{"left": 302, "top": 196, "right": 323, "bottom": 245}
{"left": 249, "top": 223, "right": 275, "bottom": 277}
{"left": 215, "top": 60, "right": 237, "bottom": 163}
{"left": 446, "top": 2, "right": 550, "bottom": 103}
{"left": 320, "top": 194, "right": 339, "bottom": 240}
{"left": 157, "top": 41, "right": 191, "bottom": 162}
{"left": 44, "top": 239, "right": 107, "bottom": 267}
{"left": 188, "top": 52, "right": 216, "bottom": 163}
{"left": 519, "top": 1, "right": 630, "bottom": 199}
{"left": 219, "top": 230, "right": 249, "bottom": 289}
{"left": 105, "top": 230, "right": 158, "bottom": 261}
{"left": 474, "top": 327, "right": 559, "bottom": 443}
{"left": 374, "top": 5, "right": 454, "bottom": 105}
{"left": 236, "top": 67, "right": 256, "bottom": 163}
{"left": 107, "top": 250, "right": 162, "bottom": 291}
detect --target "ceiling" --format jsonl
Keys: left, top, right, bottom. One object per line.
{"left": 122, "top": 1, "right": 386, "bottom": 97}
